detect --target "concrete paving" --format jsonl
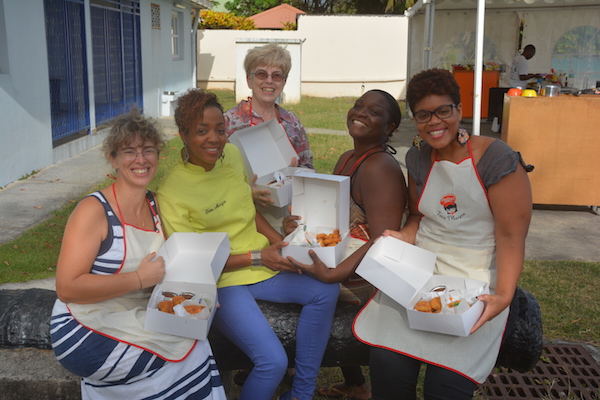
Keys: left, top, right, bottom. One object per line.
{"left": 0, "top": 116, "right": 598, "bottom": 399}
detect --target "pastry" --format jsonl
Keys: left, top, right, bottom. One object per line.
{"left": 415, "top": 300, "right": 432, "bottom": 313}
{"left": 184, "top": 304, "right": 205, "bottom": 314}
{"left": 158, "top": 300, "right": 174, "bottom": 314}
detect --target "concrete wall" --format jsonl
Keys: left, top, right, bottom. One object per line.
{"left": 197, "top": 14, "right": 410, "bottom": 101}
{"left": 234, "top": 38, "right": 303, "bottom": 104}
{"left": 0, "top": 0, "right": 54, "bottom": 188}
{"left": 142, "top": 2, "right": 198, "bottom": 117}
{"left": 0, "top": 0, "right": 198, "bottom": 188}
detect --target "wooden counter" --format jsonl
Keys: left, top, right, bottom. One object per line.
{"left": 501, "top": 94, "right": 600, "bottom": 206}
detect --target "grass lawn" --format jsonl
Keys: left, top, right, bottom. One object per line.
{"left": 0, "top": 90, "right": 597, "bottom": 399}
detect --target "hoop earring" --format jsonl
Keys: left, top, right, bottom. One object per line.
{"left": 457, "top": 127, "right": 470, "bottom": 145}
{"left": 182, "top": 146, "right": 190, "bottom": 165}
{"left": 413, "top": 135, "right": 424, "bottom": 150}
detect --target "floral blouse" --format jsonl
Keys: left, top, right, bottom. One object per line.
{"left": 224, "top": 98, "right": 314, "bottom": 170}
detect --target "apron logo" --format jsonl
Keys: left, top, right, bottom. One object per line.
{"left": 440, "top": 194, "right": 457, "bottom": 215}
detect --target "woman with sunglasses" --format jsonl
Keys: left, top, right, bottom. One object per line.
{"left": 225, "top": 43, "right": 313, "bottom": 209}
{"left": 353, "top": 68, "right": 533, "bottom": 400}
{"left": 50, "top": 109, "right": 226, "bottom": 400}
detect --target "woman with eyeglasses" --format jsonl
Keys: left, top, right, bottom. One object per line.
{"left": 50, "top": 108, "right": 226, "bottom": 400}
{"left": 353, "top": 68, "right": 533, "bottom": 400}
{"left": 225, "top": 43, "right": 313, "bottom": 208}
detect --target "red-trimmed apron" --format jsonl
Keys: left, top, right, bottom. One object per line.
{"left": 68, "top": 217, "right": 197, "bottom": 361}
{"left": 353, "top": 140, "right": 508, "bottom": 383}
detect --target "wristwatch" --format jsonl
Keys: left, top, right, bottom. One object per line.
{"left": 250, "top": 250, "right": 262, "bottom": 267}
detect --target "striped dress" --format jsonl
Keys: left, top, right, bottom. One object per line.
{"left": 50, "top": 191, "right": 226, "bottom": 400}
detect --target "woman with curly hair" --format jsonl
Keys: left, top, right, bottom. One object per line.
{"left": 50, "top": 108, "right": 226, "bottom": 400}
{"left": 157, "top": 89, "right": 339, "bottom": 400}
{"left": 353, "top": 68, "right": 533, "bottom": 400}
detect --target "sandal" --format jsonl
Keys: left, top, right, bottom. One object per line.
{"left": 317, "top": 382, "right": 371, "bottom": 400}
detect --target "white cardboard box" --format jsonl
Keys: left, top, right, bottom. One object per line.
{"left": 282, "top": 171, "right": 350, "bottom": 268}
{"left": 145, "top": 232, "right": 230, "bottom": 340}
{"left": 355, "top": 236, "right": 489, "bottom": 337}
{"left": 229, "top": 119, "right": 302, "bottom": 207}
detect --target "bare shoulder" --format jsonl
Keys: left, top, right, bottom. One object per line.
{"left": 333, "top": 149, "right": 355, "bottom": 171}
{"left": 362, "top": 150, "right": 403, "bottom": 175}
{"left": 67, "top": 195, "right": 108, "bottom": 234}
{"left": 358, "top": 151, "right": 406, "bottom": 191}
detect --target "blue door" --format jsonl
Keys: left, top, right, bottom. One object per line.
{"left": 44, "top": 0, "right": 142, "bottom": 143}
{"left": 91, "top": 0, "right": 143, "bottom": 125}
{"left": 45, "top": 0, "right": 90, "bottom": 143}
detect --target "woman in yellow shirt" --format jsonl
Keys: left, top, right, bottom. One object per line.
{"left": 157, "top": 89, "right": 339, "bottom": 400}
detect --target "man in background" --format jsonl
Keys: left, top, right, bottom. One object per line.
{"left": 509, "top": 44, "right": 542, "bottom": 87}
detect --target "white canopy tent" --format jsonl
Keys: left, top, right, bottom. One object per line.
{"left": 405, "top": 0, "right": 600, "bottom": 135}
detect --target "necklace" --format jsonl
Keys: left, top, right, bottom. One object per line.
{"left": 112, "top": 183, "right": 151, "bottom": 229}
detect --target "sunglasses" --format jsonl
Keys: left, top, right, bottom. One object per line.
{"left": 251, "top": 69, "right": 286, "bottom": 82}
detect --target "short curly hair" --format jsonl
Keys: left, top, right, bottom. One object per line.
{"left": 174, "top": 89, "right": 224, "bottom": 137}
{"left": 244, "top": 43, "right": 292, "bottom": 77}
{"left": 102, "top": 108, "right": 165, "bottom": 160}
{"left": 406, "top": 68, "right": 461, "bottom": 112}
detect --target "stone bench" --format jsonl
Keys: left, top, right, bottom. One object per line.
{"left": 0, "top": 287, "right": 542, "bottom": 398}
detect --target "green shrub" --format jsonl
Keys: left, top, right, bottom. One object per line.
{"left": 199, "top": 10, "right": 255, "bottom": 30}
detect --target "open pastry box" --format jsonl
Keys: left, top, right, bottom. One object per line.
{"left": 229, "top": 119, "right": 302, "bottom": 207}
{"left": 355, "top": 236, "right": 489, "bottom": 337}
{"left": 145, "top": 232, "right": 230, "bottom": 340}
{"left": 282, "top": 171, "right": 350, "bottom": 268}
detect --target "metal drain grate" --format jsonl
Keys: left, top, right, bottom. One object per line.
{"left": 479, "top": 343, "right": 599, "bottom": 399}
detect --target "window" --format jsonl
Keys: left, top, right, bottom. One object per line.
{"left": 171, "top": 11, "right": 183, "bottom": 60}
{"left": 151, "top": 3, "right": 160, "bottom": 29}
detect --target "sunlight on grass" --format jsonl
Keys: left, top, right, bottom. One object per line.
{"left": 519, "top": 260, "right": 599, "bottom": 346}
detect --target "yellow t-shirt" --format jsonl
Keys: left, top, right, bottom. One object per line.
{"left": 157, "top": 143, "right": 278, "bottom": 288}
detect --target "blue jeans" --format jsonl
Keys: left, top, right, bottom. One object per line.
{"left": 212, "top": 272, "right": 339, "bottom": 400}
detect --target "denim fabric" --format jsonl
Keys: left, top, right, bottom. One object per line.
{"left": 212, "top": 272, "right": 339, "bottom": 400}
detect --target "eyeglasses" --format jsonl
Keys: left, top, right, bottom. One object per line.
{"left": 251, "top": 69, "right": 286, "bottom": 82}
{"left": 117, "top": 148, "right": 158, "bottom": 160}
{"left": 413, "top": 104, "right": 456, "bottom": 124}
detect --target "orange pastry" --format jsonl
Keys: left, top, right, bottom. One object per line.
{"left": 414, "top": 300, "right": 432, "bottom": 313}
{"left": 172, "top": 295, "right": 185, "bottom": 306}
{"left": 158, "top": 300, "right": 174, "bottom": 314}
{"left": 317, "top": 231, "right": 341, "bottom": 247}
{"left": 430, "top": 297, "right": 442, "bottom": 313}
{"left": 184, "top": 304, "right": 205, "bottom": 314}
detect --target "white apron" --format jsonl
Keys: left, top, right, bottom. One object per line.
{"left": 354, "top": 140, "right": 509, "bottom": 383}
{"left": 68, "top": 216, "right": 197, "bottom": 361}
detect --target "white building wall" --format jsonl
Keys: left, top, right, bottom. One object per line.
{"left": 0, "top": 0, "right": 53, "bottom": 188}
{"left": 143, "top": 2, "right": 198, "bottom": 117}
{"left": 0, "top": 0, "right": 198, "bottom": 188}
{"left": 197, "top": 14, "right": 410, "bottom": 101}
